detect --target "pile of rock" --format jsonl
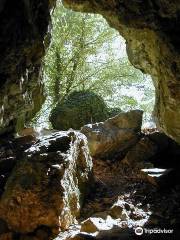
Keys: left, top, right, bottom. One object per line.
{"left": 63, "top": 199, "right": 149, "bottom": 240}
{"left": 0, "top": 131, "right": 93, "bottom": 239}
{"left": 1, "top": 110, "right": 180, "bottom": 240}
{"left": 81, "top": 110, "right": 180, "bottom": 171}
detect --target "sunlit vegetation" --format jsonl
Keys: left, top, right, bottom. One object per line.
{"left": 31, "top": 1, "right": 155, "bottom": 127}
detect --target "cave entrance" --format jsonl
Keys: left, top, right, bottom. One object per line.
{"left": 31, "top": 0, "right": 155, "bottom": 130}
{"left": 14, "top": 2, "right": 180, "bottom": 239}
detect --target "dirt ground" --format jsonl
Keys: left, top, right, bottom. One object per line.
{"left": 56, "top": 157, "right": 180, "bottom": 240}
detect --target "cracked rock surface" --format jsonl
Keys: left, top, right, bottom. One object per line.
{"left": 0, "top": 131, "right": 93, "bottom": 238}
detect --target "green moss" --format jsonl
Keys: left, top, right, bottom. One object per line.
{"left": 108, "top": 107, "right": 122, "bottom": 118}
{"left": 50, "top": 91, "right": 109, "bottom": 130}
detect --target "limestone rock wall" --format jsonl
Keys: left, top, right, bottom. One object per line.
{"left": 0, "top": 0, "right": 56, "bottom": 135}
{"left": 63, "top": 0, "right": 180, "bottom": 144}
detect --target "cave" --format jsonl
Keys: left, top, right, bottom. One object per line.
{"left": 35, "top": 2, "right": 155, "bottom": 130}
{"left": 0, "top": 0, "right": 180, "bottom": 239}
{"left": 62, "top": 0, "right": 180, "bottom": 144}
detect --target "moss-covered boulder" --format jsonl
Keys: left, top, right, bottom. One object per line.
{"left": 49, "top": 91, "right": 110, "bottom": 130}
{"left": 108, "top": 107, "right": 122, "bottom": 118}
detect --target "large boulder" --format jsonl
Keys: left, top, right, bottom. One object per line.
{"left": 0, "top": 131, "right": 93, "bottom": 235}
{"left": 81, "top": 110, "right": 143, "bottom": 159}
{"left": 50, "top": 91, "right": 109, "bottom": 130}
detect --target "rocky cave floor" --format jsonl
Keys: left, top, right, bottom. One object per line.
{"left": 58, "top": 156, "right": 180, "bottom": 239}
{"left": 1, "top": 130, "right": 180, "bottom": 240}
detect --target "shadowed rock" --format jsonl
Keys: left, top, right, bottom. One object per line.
{"left": 0, "top": 0, "right": 56, "bottom": 135}
{"left": 0, "top": 131, "right": 93, "bottom": 235}
{"left": 81, "top": 110, "right": 143, "bottom": 159}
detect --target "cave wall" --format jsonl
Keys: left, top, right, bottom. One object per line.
{"left": 63, "top": 0, "right": 180, "bottom": 144}
{"left": 0, "top": 0, "right": 55, "bottom": 135}
{"left": 0, "top": 0, "right": 180, "bottom": 144}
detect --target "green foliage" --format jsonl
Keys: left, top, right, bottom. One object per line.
{"left": 49, "top": 90, "right": 109, "bottom": 130}
{"left": 108, "top": 107, "right": 122, "bottom": 118}
{"left": 43, "top": 1, "right": 144, "bottom": 104}
{"left": 30, "top": 1, "right": 155, "bottom": 127}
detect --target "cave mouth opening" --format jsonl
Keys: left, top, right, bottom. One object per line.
{"left": 0, "top": 1, "right": 179, "bottom": 239}
{"left": 30, "top": 1, "right": 180, "bottom": 235}
{"left": 30, "top": 0, "right": 155, "bottom": 131}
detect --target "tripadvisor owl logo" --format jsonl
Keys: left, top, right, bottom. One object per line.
{"left": 134, "top": 227, "right": 174, "bottom": 235}
{"left": 135, "top": 227, "right": 144, "bottom": 235}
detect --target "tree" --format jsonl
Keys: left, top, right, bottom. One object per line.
{"left": 30, "top": 0, "right": 155, "bottom": 127}
{"left": 44, "top": 1, "right": 143, "bottom": 104}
